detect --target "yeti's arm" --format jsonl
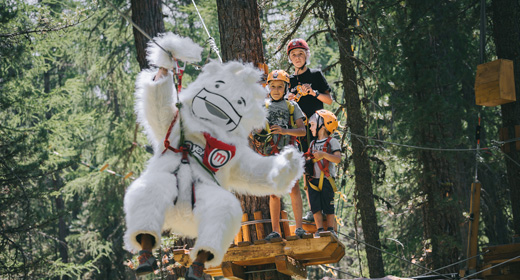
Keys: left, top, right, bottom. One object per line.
{"left": 134, "top": 69, "right": 177, "bottom": 149}
{"left": 219, "top": 146, "right": 304, "bottom": 196}
{"left": 135, "top": 32, "right": 203, "bottom": 149}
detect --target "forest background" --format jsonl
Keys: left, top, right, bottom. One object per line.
{"left": 1, "top": 0, "right": 519, "bottom": 279}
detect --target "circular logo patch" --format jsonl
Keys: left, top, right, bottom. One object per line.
{"left": 208, "top": 149, "right": 231, "bottom": 169}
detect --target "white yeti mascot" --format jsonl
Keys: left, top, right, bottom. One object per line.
{"left": 123, "top": 33, "right": 304, "bottom": 277}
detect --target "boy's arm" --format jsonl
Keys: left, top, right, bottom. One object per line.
{"left": 313, "top": 150, "right": 341, "bottom": 164}
{"left": 313, "top": 90, "right": 333, "bottom": 105}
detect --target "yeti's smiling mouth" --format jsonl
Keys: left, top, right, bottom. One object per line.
{"left": 192, "top": 89, "right": 242, "bottom": 131}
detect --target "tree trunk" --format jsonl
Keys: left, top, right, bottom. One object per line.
{"left": 328, "top": 0, "right": 385, "bottom": 277}
{"left": 491, "top": 0, "right": 520, "bottom": 237}
{"left": 216, "top": 1, "right": 288, "bottom": 279}
{"left": 130, "top": 0, "right": 165, "bottom": 70}
{"left": 216, "top": 0, "right": 265, "bottom": 64}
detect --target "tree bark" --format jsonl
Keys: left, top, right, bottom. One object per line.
{"left": 491, "top": 0, "right": 520, "bottom": 237}
{"left": 328, "top": 0, "right": 385, "bottom": 277}
{"left": 130, "top": 0, "right": 165, "bottom": 70}
{"left": 216, "top": 1, "right": 288, "bottom": 279}
{"left": 216, "top": 0, "right": 265, "bottom": 64}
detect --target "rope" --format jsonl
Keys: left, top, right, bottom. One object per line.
{"left": 461, "top": 254, "right": 520, "bottom": 279}
{"left": 191, "top": 0, "right": 223, "bottom": 63}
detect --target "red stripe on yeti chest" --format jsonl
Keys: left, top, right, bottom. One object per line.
{"left": 202, "top": 132, "right": 236, "bottom": 172}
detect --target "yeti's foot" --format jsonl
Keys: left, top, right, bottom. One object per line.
{"left": 185, "top": 261, "right": 205, "bottom": 280}
{"left": 135, "top": 250, "right": 158, "bottom": 276}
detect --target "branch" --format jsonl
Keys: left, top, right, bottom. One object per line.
{"left": 0, "top": 14, "right": 93, "bottom": 38}
{"left": 273, "top": 0, "right": 321, "bottom": 56}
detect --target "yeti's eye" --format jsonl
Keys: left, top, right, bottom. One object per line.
{"left": 238, "top": 97, "right": 246, "bottom": 106}
{"left": 215, "top": 80, "right": 225, "bottom": 89}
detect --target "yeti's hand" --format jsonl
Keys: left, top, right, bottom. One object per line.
{"left": 268, "top": 146, "right": 304, "bottom": 191}
{"left": 147, "top": 32, "right": 203, "bottom": 69}
{"left": 220, "top": 146, "right": 304, "bottom": 196}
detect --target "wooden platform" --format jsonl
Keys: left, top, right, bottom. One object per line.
{"left": 481, "top": 243, "right": 520, "bottom": 280}
{"left": 171, "top": 231, "right": 345, "bottom": 279}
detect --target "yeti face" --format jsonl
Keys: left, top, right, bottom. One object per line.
{"left": 183, "top": 61, "right": 267, "bottom": 139}
{"left": 191, "top": 82, "right": 246, "bottom": 132}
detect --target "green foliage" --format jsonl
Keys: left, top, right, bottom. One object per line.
{"left": 0, "top": 0, "right": 514, "bottom": 278}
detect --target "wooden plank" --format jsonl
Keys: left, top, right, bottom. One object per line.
{"left": 221, "top": 262, "right": 246, "bottom": 280}
{"left": 475, "top": 60, "right": 501, "bottom": 85}
{"left": 281, "top": 210, "right": 291, "bottom": 239}
{"left": 254, "top": 239, "right": 268, "bottom": 245}
{"left": 241, "top": 213, "right": 251, "bottom": 242}
{"left": 275, "top": 255, "right": 307, "bottom": 279}
{"left": 238, "top": 241, "right": 252, "bottom": 247}
{"left": 475, "top": 59, "right": 516, "bottom": 106}
{"left": 305, "top": 244, "right": 346, "bottom": 266}
{"left": 172, "top": 249, "right": 191, "bottom": 266}
{"left": 223, "top": 237, "right": 343, "bottom": 266}
{"left": 484, "top": 243, "right": 520, "bottom": 263}
{"left": 499, "top": 59, "right": 516, "bottom": 101}
{"left": 254, "top": 211, "right": 265, "bottom": 240}
{"left": 204, "top": 266, "right": 224, "bottom": 277}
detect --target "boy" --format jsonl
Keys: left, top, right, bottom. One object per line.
{"left": 286, "top": 38, "right": 334, "bottom": 222}
{"left": 251, "top": 70, "right": 307, "bottom": 240}
{"left": 305, "top": 109, "right": 341, "bottom": 237}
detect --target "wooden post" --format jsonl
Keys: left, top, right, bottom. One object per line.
{"left": 466, "top": 182, "right": 482, "bottom": 272}
{"left": 241, "top": 213, "right": 251, "bottom": 243}
{"left": 254, "top": 211, "right": 265, "bottom": 240}
{"left": 281, "top": 210, "right": 291, "bottom": 239}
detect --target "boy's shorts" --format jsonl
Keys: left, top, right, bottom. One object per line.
{"left": 308, "top": 178, "right": 335, "bottom": 214}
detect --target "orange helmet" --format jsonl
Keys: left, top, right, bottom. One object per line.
{"left": 267, "top": 70, "right": 290, "bottom": 84}
{"left": 313, "top": 109, "right": 339, "bottom": 134}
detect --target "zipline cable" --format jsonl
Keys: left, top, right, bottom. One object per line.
{"left": 350, "top": 132, "right": 490, "bottom": 152}
{"left": 191, "top": 0, "right": 223, "bottom": 63}
{"left": 338, "top": 232, "right": 452, "bottom": 279}
{"left": 461, "top": 254, "right": 520, "bottom": 279}
{"left": 417, "top": 250, "right": 490, "bottom": 277}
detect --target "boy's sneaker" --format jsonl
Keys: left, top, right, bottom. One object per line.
{"left": 327, "top": 227, "right": 338, "bottom": 238}
{"left": 314, "top": 228, "right": 324, "bottom": 238}
{"left": 135, "top": 250, "right": 158, "bottom": 276}
{"left": 264, "top": 231, "right": 281, "bottom": 241}
{"left": 302, "top": 210, "right": 314, "bottom": 222}
{"left": 294, "top": 227, "right": 306, "bottom": 238}
{"left": 185, "top": 261, "right": 205, "bottom": 280}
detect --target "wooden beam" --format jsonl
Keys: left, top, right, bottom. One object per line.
{"left": 223, "top": 236, "right": 345, "bottom": 266}
{"left": 275, "top": 255, "right": 307, "bottom": 279}
{"left": 281, "top": 210, "right": 291, "bottom": 238}
{"left": 254, "top": 211, "right": 265, "bottom": 240}
{"left": 241, "top": 213, "right": 251, "bottom": 242}
{"left": 221, "top": 261, "right": 246, "bottom": 280}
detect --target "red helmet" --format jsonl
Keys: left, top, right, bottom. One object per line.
{"left": 286, "top": 38, "right": 309, "bottom": 55}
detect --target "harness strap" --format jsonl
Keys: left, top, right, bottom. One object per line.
{"left": 307, "top": 137, "right": 337, "bottom": 192}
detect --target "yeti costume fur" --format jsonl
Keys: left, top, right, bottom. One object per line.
{"left": 124, "top": 33, "right": 304, "bottom": 268}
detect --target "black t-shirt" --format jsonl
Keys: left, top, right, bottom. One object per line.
{"left": 289, "top": 68, "right": 331, "bottom": 119}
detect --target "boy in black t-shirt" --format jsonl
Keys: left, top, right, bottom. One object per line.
{"left": 286, "top": 38, "right": 334, "bottom": 222}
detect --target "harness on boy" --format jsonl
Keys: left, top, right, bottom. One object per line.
{"left": 252, "top": 100, "right": 298, "bottom": 155}
{"left": 306, "top": 137, "right": 338, "bottom": 193}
